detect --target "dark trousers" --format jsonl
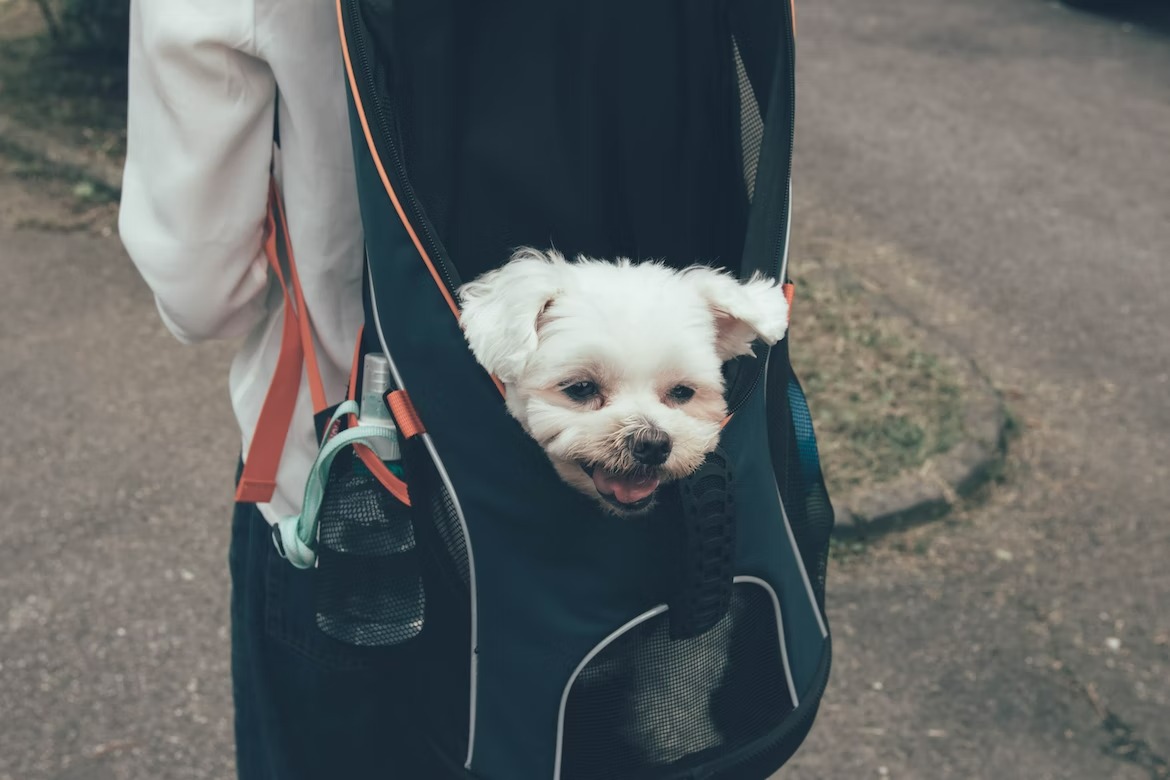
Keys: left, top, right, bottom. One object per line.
{"left": 229, "top": 499, "right": 428, "bottom": 779}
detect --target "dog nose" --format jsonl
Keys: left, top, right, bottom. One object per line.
{"left": 630, "top": 430, "right": 672, "bottom": 466}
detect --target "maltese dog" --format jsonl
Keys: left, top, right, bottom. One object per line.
{"left": 459, "top": 247, "right": 789, "bottom": 515}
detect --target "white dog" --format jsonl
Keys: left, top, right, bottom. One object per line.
{"left": 459, "top": 247, "right": 789, "bottom": 514}
{"left": 459, "top": 248, "right": 790, "bottom": 764}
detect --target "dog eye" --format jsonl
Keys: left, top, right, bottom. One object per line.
{"left": 668, "top": 385, "right": 696, "bottom": 402}
{"left": 563, "top": 380, "right": 599, "bottom": 402}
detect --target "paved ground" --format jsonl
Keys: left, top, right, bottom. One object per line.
{"left": 0, "top": 222, "right": 239, "bottom": 777}
{"left": 783, "top": 1, "right": 1169, "bottom": 778}
{"left": 1, "top": 1, "right": 1167, "bottom": 779}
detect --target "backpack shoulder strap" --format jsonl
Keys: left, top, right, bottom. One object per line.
{"left": 235, "top": 168, "right": 328, "bottom": 504}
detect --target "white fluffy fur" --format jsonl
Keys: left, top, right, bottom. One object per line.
{"left": 460, "top": 248, "right": 788, "bottom": 763}
{"left": 459, "top": 247, "right": 788, "bottom": 513}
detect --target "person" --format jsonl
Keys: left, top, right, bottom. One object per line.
{"left": 119, "top": 1, "right": 418, "bottom": 776}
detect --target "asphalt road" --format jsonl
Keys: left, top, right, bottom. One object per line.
{"left": 0, "top": 221, "right": 241, "bottom": 780}
{"left": 782, "top": 1, "right": 1170, "bottom": 778}
{"left": 1, "top": 1, "right": 1167, "bottom": 779}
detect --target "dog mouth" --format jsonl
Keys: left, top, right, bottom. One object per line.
{"left": 581, "top": 464, "right": 661, "bottom": 510}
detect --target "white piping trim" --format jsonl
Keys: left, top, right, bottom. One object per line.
{"left": 734, "top": 575, "right": 799, "bottom": 708}
{"left": 552, "top": 577, "right": 801, "bottom": 778}
{"left": 367, "top": 267, "right": 481, "bottom": 768}
{"left": 553, "top": 605, "right": 669, "bottom": 780}
{"left": 774, "top": 488, "right": 828, "bottom": 640}
{"left": 420, "top": 431, "right": 479, "bottom": 768}
{"left": 778, "top": 179, "right": 792, "bottom": 283}
{"left": 760, "top": 348, "right": 828, "bottom": 640}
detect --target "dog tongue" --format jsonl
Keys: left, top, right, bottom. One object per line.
{"left": 592, "top": 468, "right": 660, "bottom": 505}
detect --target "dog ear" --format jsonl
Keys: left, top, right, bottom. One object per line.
{"left": 458, "top": 248, "right": 566, "bottom": 383}
{"left": 687, "top": 267, "right": 789, "bottom": 361}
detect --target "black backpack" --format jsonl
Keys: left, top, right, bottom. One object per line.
{"left": 266, "top": 1, "right": 835, "bottom": 777}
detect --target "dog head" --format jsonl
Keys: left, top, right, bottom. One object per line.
{"left": 459, "top": 248, "right": 789, "bottom": 514}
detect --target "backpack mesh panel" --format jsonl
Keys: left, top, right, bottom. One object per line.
{"left": 560, "top": 584, "right": 793, "bottom": 778}
{"left": 314, "top": 448, "right": 425, "bottom": 647}
{"left": 784, "top": 376, "right": 835, "bottom": 612}
{"left": 734, "top": 38, "right": 764, "bottom": 202}
{"left": 429, "top": 483, "right": 471, "bottom": 588}
{"left": 401, "top": 447, "right": 475, "bottom": 762}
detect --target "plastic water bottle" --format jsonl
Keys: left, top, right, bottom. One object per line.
{"left": 314, "top": 353, "right": 424, "bottom": 646}
{"left": 358, "top": 354, "right": 403, "bottom": 471}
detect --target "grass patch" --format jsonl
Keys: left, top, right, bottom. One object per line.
{"left": 0, "top": 8, "right": 127, "bottom": 162}
{"left": 0, "top": 134, "right": 118, "bottom": 199}
{"left": 790, "top": 270, "right": 966, "bottom": 498}
{"left": 0, "top": 131, "right": 120, "bottom": 233}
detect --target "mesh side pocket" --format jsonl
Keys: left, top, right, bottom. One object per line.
{"left": 314, "top": 447, "right": 424, "bottom": 647}
{"left": 560, "top": 584, "right": 794, "bottom": 778}
{"left": 784, "top": 376, "right": 835, "bottom": 612}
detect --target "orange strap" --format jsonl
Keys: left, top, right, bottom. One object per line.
{"left": 276, "top": 187, "right": 327, "bottom": 412}
{"left": 386, "top": 390, "right": 426, "bottom": 440}
{"left": 235, "top": 176, "right": 328, "bottom": 504}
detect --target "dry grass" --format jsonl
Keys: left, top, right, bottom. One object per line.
{"left": 0, "top": 136, "right": 118, "bottom": 233}
{"left": 0, "top": 2, "right": 122, "bottom": 232}
{"left": 790, "top": 263, "right": 965, "bottom": 499}
{"left": 0, "top": 2, "right": 126, "bottom": 164}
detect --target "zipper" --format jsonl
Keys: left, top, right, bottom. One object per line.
{"left": 344, "top": 0, "right": 461, "bottom": 303}
{"left": 727, "top": 0, "right": 797, "bottom": 417}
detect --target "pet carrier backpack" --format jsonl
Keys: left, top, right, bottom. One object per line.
{"left": 243, "top": 0, "right": 835, "bottom": 777}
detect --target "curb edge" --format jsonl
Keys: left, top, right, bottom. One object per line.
{"left": 831, "top": 305, "right": 1008, "bottom": 539}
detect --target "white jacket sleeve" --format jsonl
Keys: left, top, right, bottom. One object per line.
{"left": 119, "top": 0, "right": 277, "bottom": 344}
